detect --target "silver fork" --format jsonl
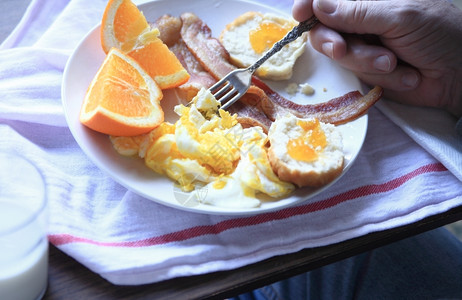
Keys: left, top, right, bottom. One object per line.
{"left": 210, "top": 15, "right": 319, "bottom": 110}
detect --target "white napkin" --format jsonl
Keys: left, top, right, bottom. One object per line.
{"left": 1, "top": 0, "right": 461, "bottom": 286}
{"left": 376, "top": 100, "right": 462, "bottom": 182}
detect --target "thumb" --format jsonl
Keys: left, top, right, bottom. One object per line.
{"left": 313, "top": 0, "right": 396, "bottom": 35}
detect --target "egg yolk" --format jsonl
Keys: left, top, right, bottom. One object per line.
{"left": 249, "top": 21, "right": 290, "bottom": 54}
{"left": 287, "top": 119, "right": 327, "bottom": 162}
{"left": 212, "top": 178, "right": 227, "bottom": 189}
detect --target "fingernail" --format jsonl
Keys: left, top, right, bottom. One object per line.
{"left": 402, "top": 72, "right": 419, "bottom": 88}
{"left": 318, "top": 0, "right": 338, "bottom": 14}
{"left": 374, "top": 55, "right": 391, "bottom": 72}
{"left": 322, "top": 42, "right": 334, "bottom": 58}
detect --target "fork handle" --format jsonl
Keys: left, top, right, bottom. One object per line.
{"left": 247, "top": 15, "right": 319, "bottom": 73}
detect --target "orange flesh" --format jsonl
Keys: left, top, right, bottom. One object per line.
{"left": 128, "top": 38, "right": 184, "bottom": 77}
{"left": 85, "top": 53, "right": 151, "bottom": 117}
{"left": 101, "top": 0, "right": 189, "bottom": 89}
{"left": 113, "top": 1, "right": 148, "bottom": 44}
{"left": 127, "top": 38, "right": 190, "bottom": 89}
{"left": 249, "top": 22, "right": 290, "bottom": 54}
{"left": 287, "top": 119, "right": 327, "bottom": 162}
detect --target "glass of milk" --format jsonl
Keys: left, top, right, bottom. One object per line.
{"left": 0, "top": 153, "right": 48, "bottom": 300}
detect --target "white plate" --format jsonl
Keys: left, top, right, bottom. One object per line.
{"left": 62, "top": 0, "right": 367, "bottom": 215}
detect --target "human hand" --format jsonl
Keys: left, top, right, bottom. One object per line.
{"left": 292, "top": 0, "right": 462, "bottom": 117}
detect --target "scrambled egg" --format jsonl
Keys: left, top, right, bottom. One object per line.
{"left": 111, "top": 88, "right": 294, "bottom": 208}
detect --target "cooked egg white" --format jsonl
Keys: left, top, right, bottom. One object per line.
{"left": 300, "top": 83, "right": 315, "bottom": 95}
{"left": 220, "top": 11, "right": 307, "bottom": 81}
{"left": 202, "top": 124, "right": 294, "bottom": 208}
{"left": 285, "top": 82, "right": 299, "bottom": 95}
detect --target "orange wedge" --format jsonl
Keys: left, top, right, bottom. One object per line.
{"left": 80, "top": 48, "right": 164, "bottom": 136}
{"left": 127, "top": 38, "right": 190, "bottom": 90}
{"left": 100, "top": 0, "right": 190, "bottom": 89}
{"left": 101, "top": 0, "right": 150, "bottom": 53}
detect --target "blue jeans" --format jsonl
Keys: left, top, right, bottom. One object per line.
{"left": 233, "top": 227, "right": 462, "bottom": 299}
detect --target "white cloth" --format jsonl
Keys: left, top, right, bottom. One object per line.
{"left": 1, "top": 0, "right": 461, "bottom": 285}
{"left": 376, "top": 100, "right": 462, "bottom": 182}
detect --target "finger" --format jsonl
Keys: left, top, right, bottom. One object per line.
{"left": 309, "top": 23, "right": 348, "bottom": 60}
{"left": 335, "top": 35, "right": 397, "bottom": 74}
{"left": 355, "top": 65, "right": 421, "bottom": 92}
{"left": 292, "top": 0, "right": 314, "bottom": 22}
{"left": 309, "top": 25, "right": 397, "bottom": 74}
{"left": 313, "top": 0, "right": 397, "bottom": 35}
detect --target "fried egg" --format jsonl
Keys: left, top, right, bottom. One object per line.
{"left": 220, "top": 11, "right": 307, "bottom": 81}
{"left": 267, "top": 114, "right": 344, "bottom": 188}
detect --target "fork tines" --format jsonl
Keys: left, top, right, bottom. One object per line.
{"left": 209, "top": 80, "right": 236, "bottom": 102}
{"left": 209, "top": 69, "right": 252, "bottom": 110}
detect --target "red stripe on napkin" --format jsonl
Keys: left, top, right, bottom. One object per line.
{"left": 48, "top": 162, "right": 447, "bottom": 247}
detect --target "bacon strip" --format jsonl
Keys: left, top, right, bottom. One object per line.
{"left": 170, "top": 41, "right": 217, "bottom": 100}
{"left": 150, "top": 16, "right": 182, "bottom": 47}
{"left": 228, "top": 86, "right": 274, "bottom": 132}
{"left": 251, "top": 78, "right": 383, "bottom": 125}
{"left": 153, "top": 15, "right": 217, "bottom": 100}
{"left": 177, "top": 13, "right": 383, "bottom": 126}
{"left": 180, "top": 12, "right": 235, "bottom": 80}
